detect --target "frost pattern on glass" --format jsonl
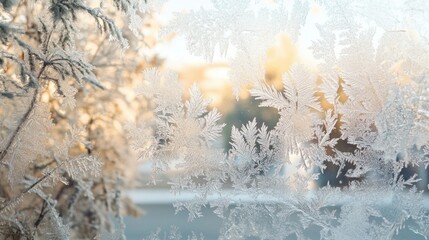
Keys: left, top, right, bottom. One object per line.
{"left": 128, "top": 0, "right": 429, "bottom": 239}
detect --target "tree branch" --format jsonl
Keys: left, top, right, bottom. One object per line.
{"left": 0, "top": 62, "right": 48, "bottom": 164}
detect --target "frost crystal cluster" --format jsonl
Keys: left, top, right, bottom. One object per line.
{"left": 128, "top": 0, "right": 429, "bottom": 239}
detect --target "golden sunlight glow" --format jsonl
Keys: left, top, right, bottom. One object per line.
{"left": 178, "top": 63, "right": 235, "bottom": 112}
{"left": 265, "top": 34, "right": 297, "bottom": 90}
{"left": 169, "top": 31, "right": 307, "bottom": 115}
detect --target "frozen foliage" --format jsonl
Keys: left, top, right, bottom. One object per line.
{"left": 0, "top": 0, "right": 149, "bottom": 239}
{"left": 2, "top": 101, "right": 53, "bottom": 183}
{"left": 126, "top": 0, "right": 429, "bottom": 239}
